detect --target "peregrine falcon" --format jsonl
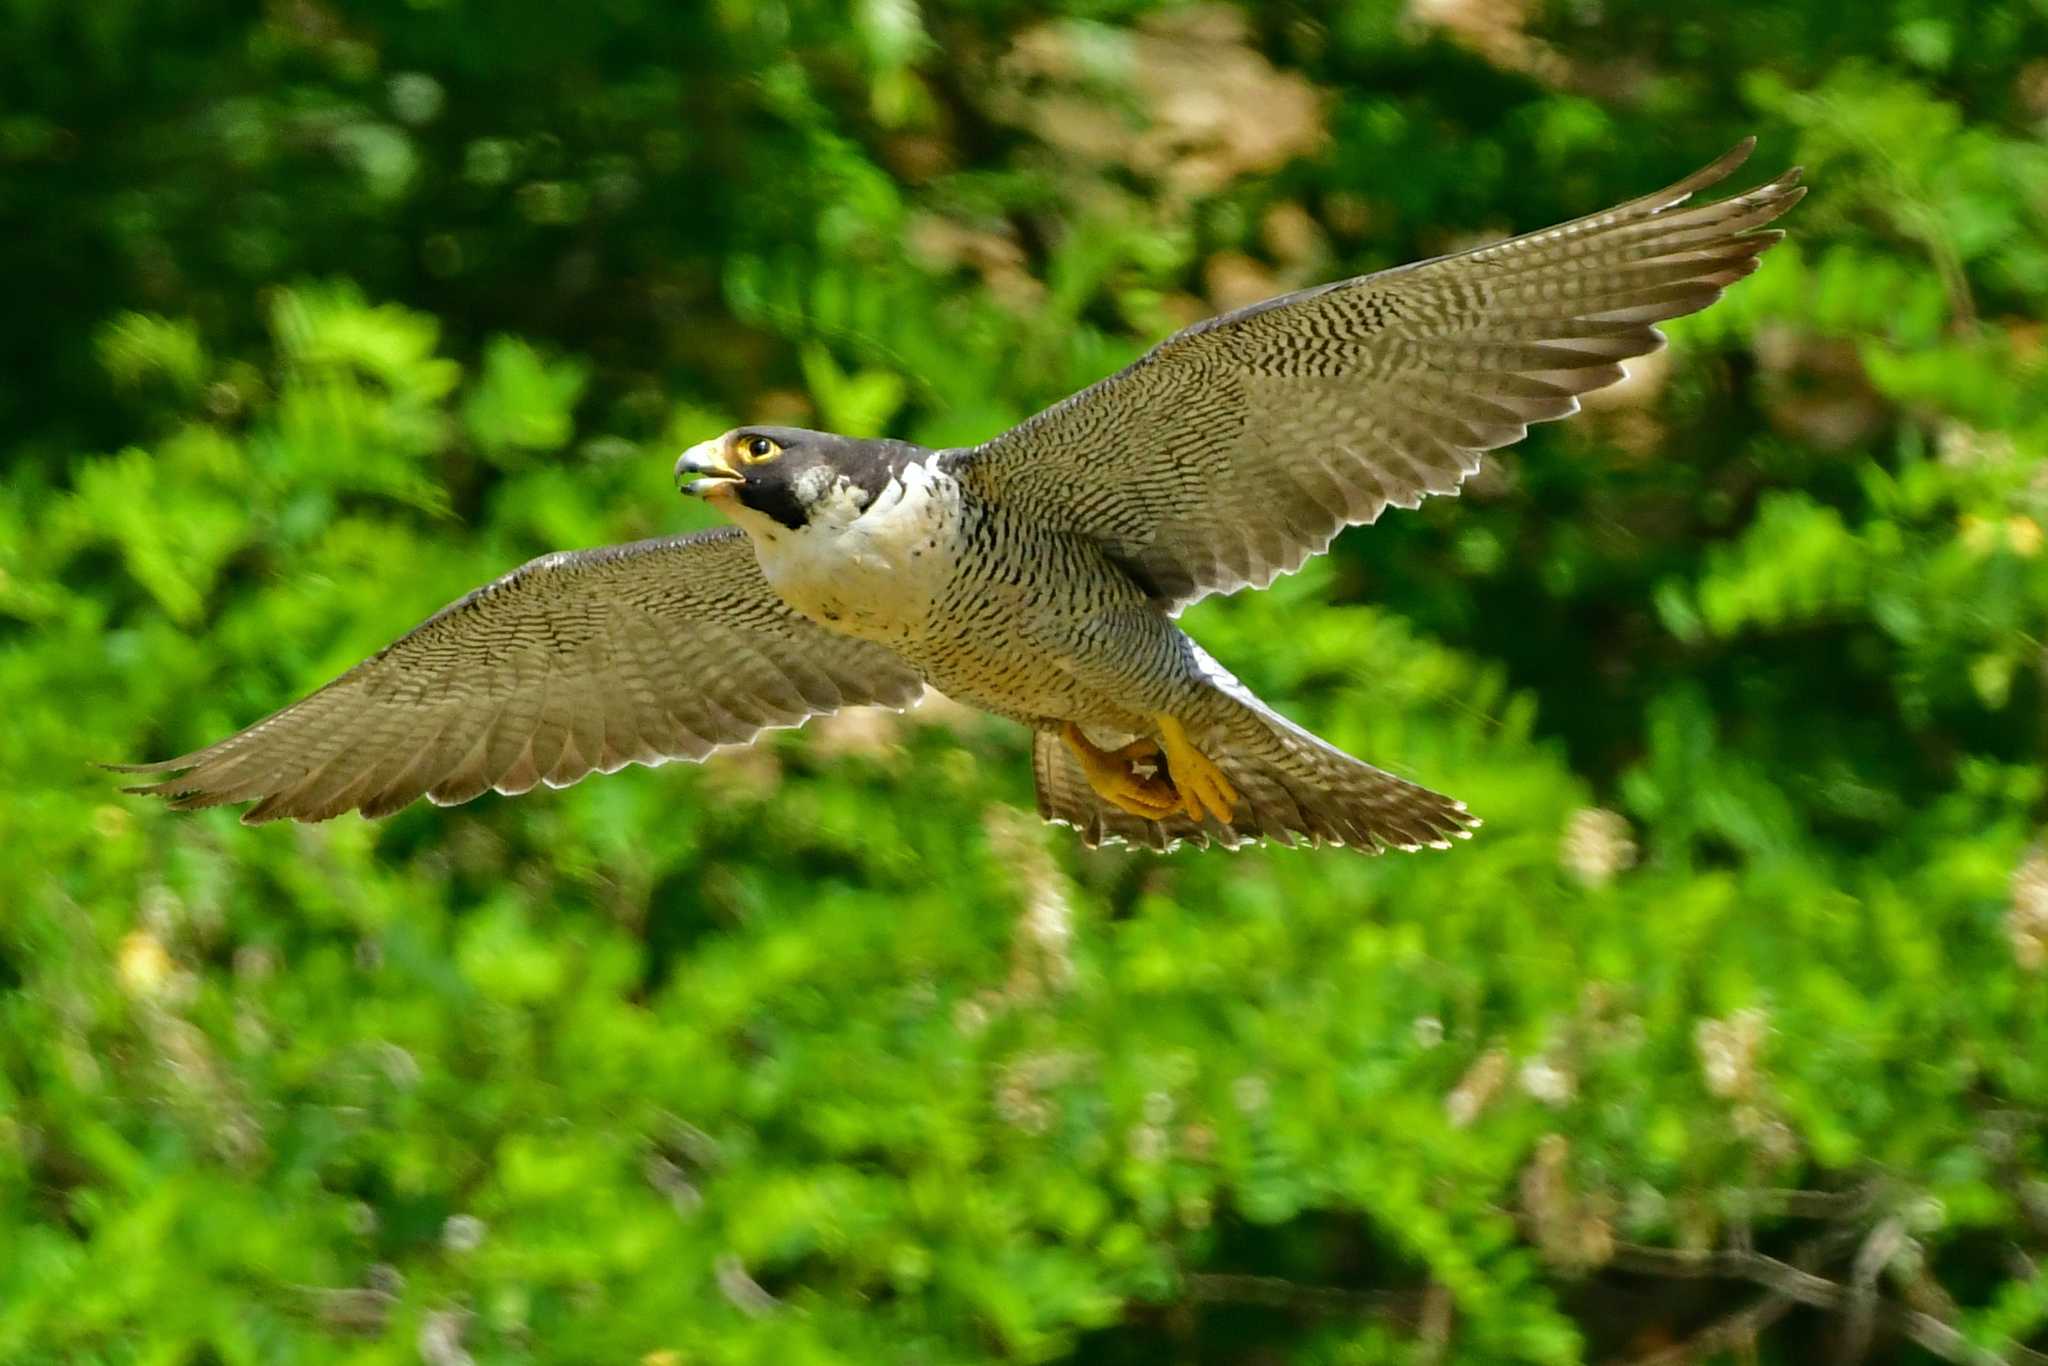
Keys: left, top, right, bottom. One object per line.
{"left": 117, "top": 141, "right": 1802, "bottom": 851}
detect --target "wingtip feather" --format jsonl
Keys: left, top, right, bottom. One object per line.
{"left": 101, "top": 756, "right": 193, "bottom": 775}
{"left": 1699, "top": 136, "right": 1756, "bottom": 181}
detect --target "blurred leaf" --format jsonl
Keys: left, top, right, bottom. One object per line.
{"left": 462, "top": 336, "right": 589, "bottom": 462}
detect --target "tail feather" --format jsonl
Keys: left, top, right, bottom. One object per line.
{"left": 1032, "top": 701, "right": 1477, "bottom": 854}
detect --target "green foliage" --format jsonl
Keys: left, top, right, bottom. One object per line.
{"left": 5, "top": 1, "right": 2048, "bottom": 1362}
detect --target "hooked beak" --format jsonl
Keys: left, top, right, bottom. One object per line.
{"left": 675, "top": 439, "right": 742, "bottom": 499}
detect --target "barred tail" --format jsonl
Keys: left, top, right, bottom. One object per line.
{"left": 1031, "top": 696, "right": 1478, "bottom": 854}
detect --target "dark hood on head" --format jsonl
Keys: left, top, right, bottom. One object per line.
{"left": 732, "top": 428, "right": 928, "bottom": 531}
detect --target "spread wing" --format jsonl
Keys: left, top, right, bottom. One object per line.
{"left": 113, "top": 528, "right": 926, "bottom": 823}
{"left": 946, "top": 139, "right": 1803, "bottom": 610}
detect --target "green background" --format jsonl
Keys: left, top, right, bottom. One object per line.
{"left": 5, "top": 0, "right": 2048, "bottom": 1361}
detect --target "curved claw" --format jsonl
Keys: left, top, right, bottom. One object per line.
{"left": 1155, "top": 715, "right": 1239, "bottom": 824}
{"left": 1062, "top": 724, "right": 1180, "bottom": 820}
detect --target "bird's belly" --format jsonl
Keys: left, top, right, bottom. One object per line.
{"left": 901, "top": 579, "right": 1168, "bottom": 731}
{"left": 908, "top": 638, "right": 1099, "bottom": 723}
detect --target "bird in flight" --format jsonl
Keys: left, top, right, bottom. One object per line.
{"left": 117, "top": 141, "right": 1801, "bottom": 851}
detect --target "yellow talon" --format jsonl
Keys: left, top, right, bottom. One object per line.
{"left": 1154, "top": 715, "right": 1239, "bottom": 824}
{"left": 1062, "top": 723, "right": 1179, "bottom": 820}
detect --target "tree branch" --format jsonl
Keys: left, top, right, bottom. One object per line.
{"left": 1608, "top": 1241, "right": 2047, "bottom": 1366}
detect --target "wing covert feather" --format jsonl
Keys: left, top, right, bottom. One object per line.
{"left": 949, "top": 140, "right": 1803, "bottom": 609}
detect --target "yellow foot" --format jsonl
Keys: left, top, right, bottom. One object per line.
{"left": 1062, "top": 723, "right": 1179, "bottom": 820}
{"left": 1154, "top": 715, "right": 1240, "bottom": 824}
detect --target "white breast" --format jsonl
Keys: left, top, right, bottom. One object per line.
{"left": 751, "top": 460, "right": 962, "bottom": 645}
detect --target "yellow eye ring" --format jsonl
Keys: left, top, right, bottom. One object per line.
{"left": 738, "top": 435, "right": 782, "bottom": 464}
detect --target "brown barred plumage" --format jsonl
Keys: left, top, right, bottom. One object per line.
{"left": 117, "top": 142, "right": 1801, "bottom": 851}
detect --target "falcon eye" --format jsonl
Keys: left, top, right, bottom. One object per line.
{"left": 739, "top": 435, "right": 782, "bottom": 464}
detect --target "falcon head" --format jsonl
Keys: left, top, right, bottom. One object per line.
{"left": 677, "top": 427, "right": 915, "bottom": 538}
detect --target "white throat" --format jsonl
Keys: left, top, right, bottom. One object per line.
{"left": 745, "top": 459, "right": 962, "bottom": 645}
